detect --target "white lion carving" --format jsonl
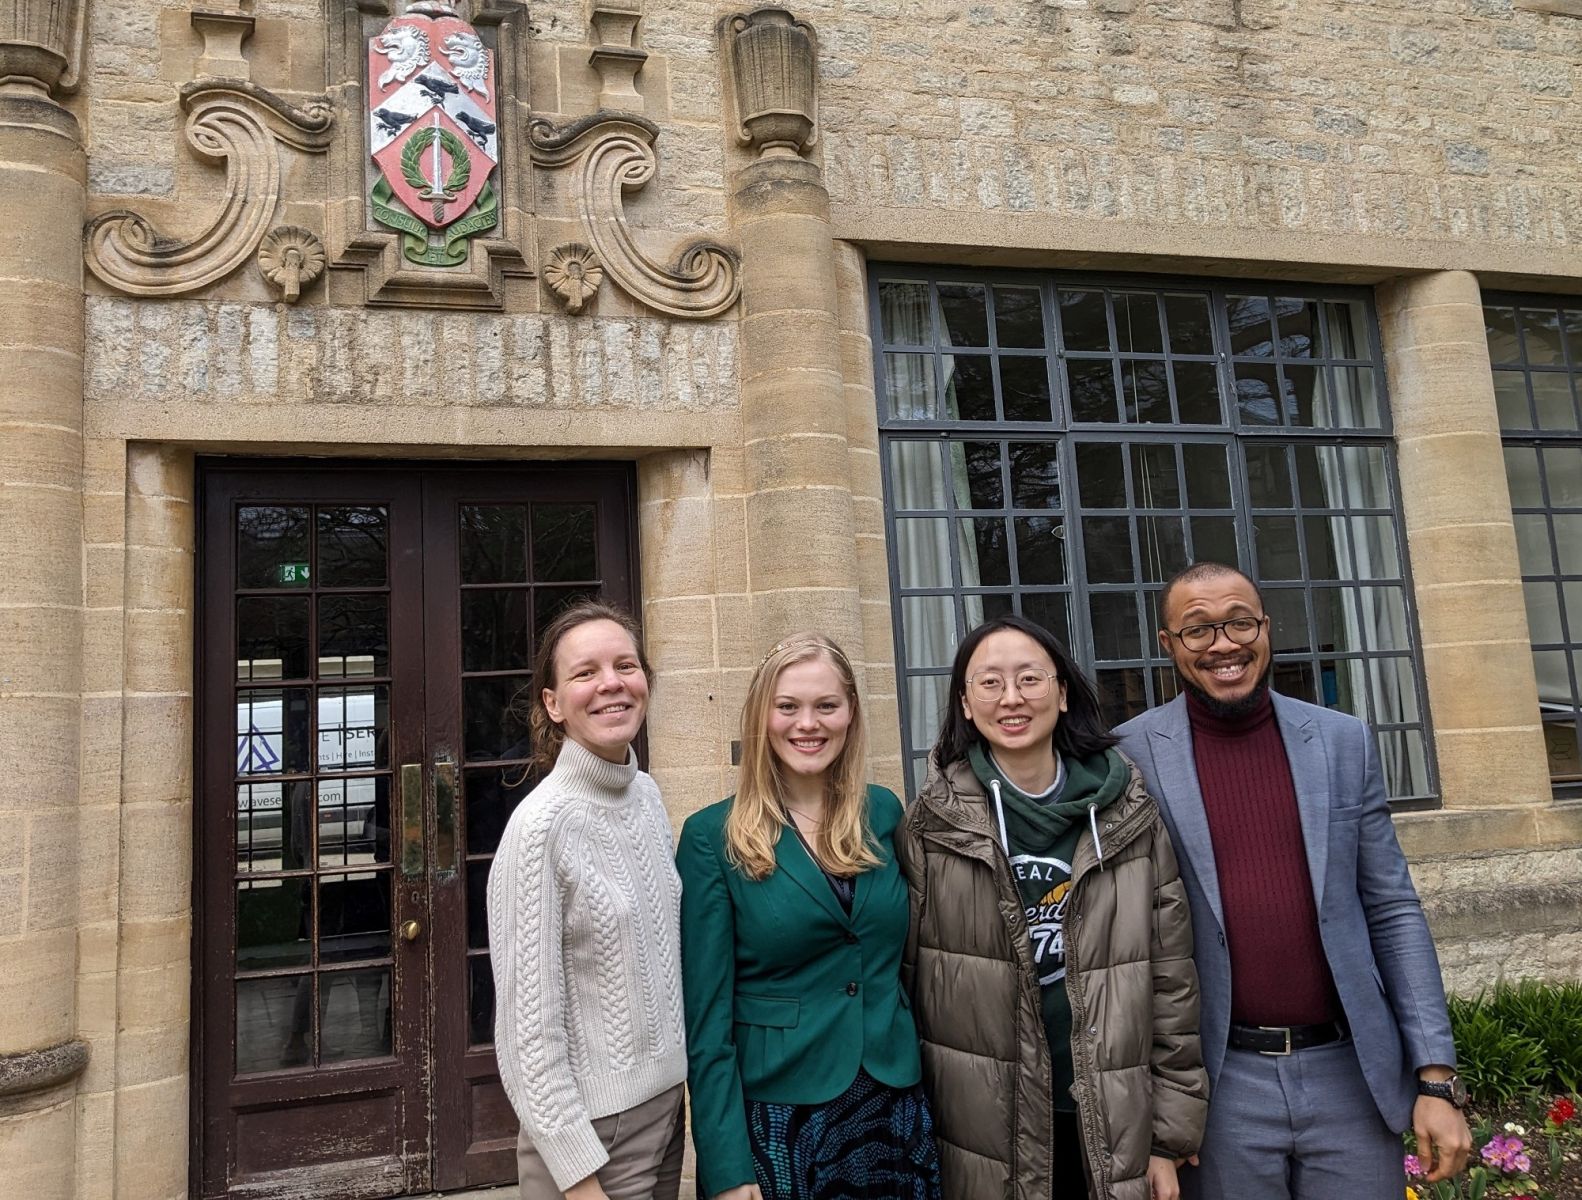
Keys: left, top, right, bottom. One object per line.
{"left": 375, "top": 25, "right": 430, "bottom": 90}
{"left": 442, "top": 32, "right": 490, "bottom": 99}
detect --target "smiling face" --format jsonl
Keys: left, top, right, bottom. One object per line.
{"left": 1159, "top": 571, "right": 1271, "bottom": 714}
{"left": 541, "top": 618, "right": 650, "bottom": 763}
{"left": 960, "top": 629, "right": 1067, "bottom": 761}
{"left": 766, "top": 657, "right": 853, "bottom": 785}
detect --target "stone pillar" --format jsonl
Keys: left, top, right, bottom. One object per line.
{"left": 723, "top": 8, "right": 865, "bottom": 660}
{"left": 1378, "top": 270, "right": 1551, "bottom": 810}
{"left": 0, "top": 0, "right": 89, "bottom": 1195}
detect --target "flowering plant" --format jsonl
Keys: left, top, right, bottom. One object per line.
{"left": 1403, "top": 1099, "right": 1582, "bottom": 1200}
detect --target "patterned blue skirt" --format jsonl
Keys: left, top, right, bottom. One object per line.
{"left": 746, "top": 1070, "right": 942, "bottom": 1200}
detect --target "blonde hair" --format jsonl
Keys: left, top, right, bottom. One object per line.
{"left": 726, "top": 633, "right": 881, "bottom": 882}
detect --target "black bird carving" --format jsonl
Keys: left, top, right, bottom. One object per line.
{"left": 418, "top": 76, "right": 460, "bottom": 105}
{"left": 373, "top": 107, "right": 419, "bottom": 137}
{"left": 454, "top": 111, "right": 496, "bottom": 148}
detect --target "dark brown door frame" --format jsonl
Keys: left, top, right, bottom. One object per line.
{"left": 193, "top": 457, "right": 642, "bottom": 1200}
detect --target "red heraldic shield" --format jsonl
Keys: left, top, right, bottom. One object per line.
{"left": 368, "top": 1, "right": 498, "bottom": 231}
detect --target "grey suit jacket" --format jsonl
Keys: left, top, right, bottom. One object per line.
{"left": 1115, "top": 691, "right": 1455, "bottom": 1133}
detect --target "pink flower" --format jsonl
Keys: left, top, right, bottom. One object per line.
{"left": 1402, "top": 1153, "right": 1423, "bottom": 1178}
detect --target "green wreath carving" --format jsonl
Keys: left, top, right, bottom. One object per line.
{"left": 400, "top": 126, "right": 471, "bottom": 194}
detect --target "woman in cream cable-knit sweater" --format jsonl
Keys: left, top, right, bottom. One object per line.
{"left": 487, "top": 599, "right": 687, "bottom": 1200}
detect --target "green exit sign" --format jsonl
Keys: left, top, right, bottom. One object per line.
{"left": 278, "top": 562, "right": 310, "bottom": 585}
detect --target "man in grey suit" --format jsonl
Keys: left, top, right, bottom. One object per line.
{"left": 1115, "top": 562, "right": 1470, "bottom": 1199}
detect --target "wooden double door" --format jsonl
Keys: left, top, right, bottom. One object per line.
{"left": 196, "top": 461, "right": 638, "bottom": 1199}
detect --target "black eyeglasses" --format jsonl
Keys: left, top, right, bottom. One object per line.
{"left": 1165, "top": 615, "right": 1267, "bottom": 653}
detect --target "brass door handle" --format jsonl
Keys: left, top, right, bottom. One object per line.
{"left": 400, "top": 919, "right": 422, "bottom": 942}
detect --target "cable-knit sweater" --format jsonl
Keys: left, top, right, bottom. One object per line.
{"left": 486, "top": 738, "right": 687, "bottom": 1190}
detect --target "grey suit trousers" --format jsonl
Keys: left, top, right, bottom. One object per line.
{"left": 1182, "top": 1040, "right": 1406, "bottom": 1200}
{"left": 517, "top": 1084, "right": 685, "bottom": 1200}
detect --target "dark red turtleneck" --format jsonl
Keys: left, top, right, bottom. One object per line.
{"left": 1186, "top": 689, "right": 1341, "bottom": 1028}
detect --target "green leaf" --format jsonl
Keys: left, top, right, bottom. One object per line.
{"left": 400, "top": 128, "right": 432, "bottom": 192}
{"left": 439, "top": 127, "right": 470, "bottom": 192}
{"left": 1467, "top": 1168, "right": 1486, "bottom": 1200}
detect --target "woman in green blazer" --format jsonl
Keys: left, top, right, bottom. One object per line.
{"left": 677, "top": 634, "right": 941, "bottom": 1200}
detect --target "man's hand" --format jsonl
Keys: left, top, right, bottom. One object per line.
{"left": 565, "top": 1175, "right": 611, "bottom": 1200}
{"left": 1414, "top": 1067, "right": 1471, "bottom": 1184}
{"left": 713, "top": 1187, "right": 764, "bottom": 1200}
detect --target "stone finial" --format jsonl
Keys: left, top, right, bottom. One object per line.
{"left": 258, "top": 226, "right": 327, "bottom": 302}
{"left": 721, "top": 7, "right": 817, "bottom": 160}
{"left": 0, "top": 0, "right": 86, "bottom": 97}
{"left": 588, "top": 1, "right": 647, "bottom": 112}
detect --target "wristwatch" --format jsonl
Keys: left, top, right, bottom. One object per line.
{"left": 1417, "top": 1074, "right": 1468, "bottom": 1109}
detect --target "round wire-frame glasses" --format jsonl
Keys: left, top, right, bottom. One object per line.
{"left": 966, "top": 668, "right": 1057, "bottom": 703}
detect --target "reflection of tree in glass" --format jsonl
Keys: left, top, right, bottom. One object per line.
{"left": 1008, "top": 442, "right": 1060, "bottom": 508}
{"left": 317, "top": 506, "right": 388, "bottom": 587}
{"left": 531, "top": 504, "right": 596, "bottom": 581}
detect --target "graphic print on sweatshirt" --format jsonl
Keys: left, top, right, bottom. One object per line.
{"left": 1010, "top": 853, "right": 1071, "bottom": 985}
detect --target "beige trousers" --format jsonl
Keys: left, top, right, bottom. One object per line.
{"left": 516, "top": 1084, "right": 685, "bottom": 1200}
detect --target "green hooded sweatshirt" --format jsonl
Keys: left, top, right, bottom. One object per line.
{"left": 969, "top": 742, "right": 1129, "bottom": 1112}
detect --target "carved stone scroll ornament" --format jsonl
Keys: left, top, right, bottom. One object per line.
{"left": 722, "top": 7, "right": 818, "bottom": 160}
{"left": 257, "top": 225, "right": 327, "bottom": 302}
{"left": 529, "top": 113, "right": 739, "bottom": 319}
{"left": 85, "top": 81, "right": 333, "bottom": 297}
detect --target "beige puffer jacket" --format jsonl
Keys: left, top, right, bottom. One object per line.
{"left": 896, "top": 750, "right": 1208, "bottom": 1200}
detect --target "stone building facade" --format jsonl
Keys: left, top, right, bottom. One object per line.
{"left": 2, "top": 0, "right": 1581, "bottom": 1197}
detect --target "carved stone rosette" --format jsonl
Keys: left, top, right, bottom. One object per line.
{"left": 257, "top": 225, "right": 327, "bottom": 302}
{"left": 544, "top": 242, "right": 602, "bottom": 312}
{"left": 84, "top": 81, "right": 334, "bottom": 297}
{"left": 722, "top": 7, "right": 818, "bottom": 160}
{"left": 529, "top": 113, "right": 739, "bottom": 319}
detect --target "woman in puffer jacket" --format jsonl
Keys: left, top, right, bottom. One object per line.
{"left": 895, "top": 614, "right": 1208, "bottom": 1200}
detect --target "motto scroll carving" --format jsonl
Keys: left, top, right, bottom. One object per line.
{"left": 529, "top": 113, "right": 739, "bottom": 319}
{"left": 85, "top": 80, "right": 333, "bottom": 297}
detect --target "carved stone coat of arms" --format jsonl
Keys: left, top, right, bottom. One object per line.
{"left": 368, "top": 0, "right": 498, "bottom": 267}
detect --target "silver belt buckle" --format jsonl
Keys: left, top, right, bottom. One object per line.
{"left": 1257, "top": 1025, "right": 1293, "bottom": 1056}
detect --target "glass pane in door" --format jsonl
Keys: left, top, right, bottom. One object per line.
{"left": 231, "top": 502, "right": 397, "bottom": 1073}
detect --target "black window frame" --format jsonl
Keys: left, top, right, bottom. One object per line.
{"left": 871, "top": 265, "right": 1439, "bottom": 809}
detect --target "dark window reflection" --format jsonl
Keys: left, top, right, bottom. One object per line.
{"left": 1008, "top": 442, "right": 1061, "bottom": 509}
{"left": 318, "top": 594, "right": 389, "bottom": 678}
{"left": 238, "top": 506, "right": 310, "bottom": 589}
{"left": 461, "top": 506, "right": 528, "bottom": 584}
{"left": 953, "top": 442, "right": 1004, "bottom": 509}
{"left": 938, "top": 283, "right": 989, "bottom": 347}
{"left": 1001, "top": 357, "right": 1052, "bottom": 422}
{"left": 317, "top": 506, "right": 388, "bottom": 587}
{"left": 944, "top": 355, "right": 995, "bottom": 421}
{"left": 318, "top": 872, "right": 392, "bottom": 964}
{"left": 464, "top": 763, "right": 535, "bottom": 857}
{"left": 1014, "top": 517, "right": 1065, "bottom": 585}
{"left": 462, "top": 589, "right": 530, "bottom": 672}
{"left": 470, "top": 956, "right": 495, "bottom": 1046}
{"left": 531, "top": 504, "right": 598, "bottom": 583}
{"left": 237, "top": 877, "right": 311, "bottom": 971}
{"left": 467, "top": 860, "right": 490, "bottom": 950}
{"left": 463, "top": 674, "right": 533, "bottom": 762}
{"left": 237, "top": 596, "right": 310, "bottom": 681}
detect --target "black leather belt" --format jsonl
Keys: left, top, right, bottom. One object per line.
{"left": 1228, "top": 1019, "right": 1348, "bottom": 1056}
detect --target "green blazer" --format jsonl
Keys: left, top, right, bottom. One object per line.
{"left": 677, "top": 785, "right": 923, "bottom": 1198}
